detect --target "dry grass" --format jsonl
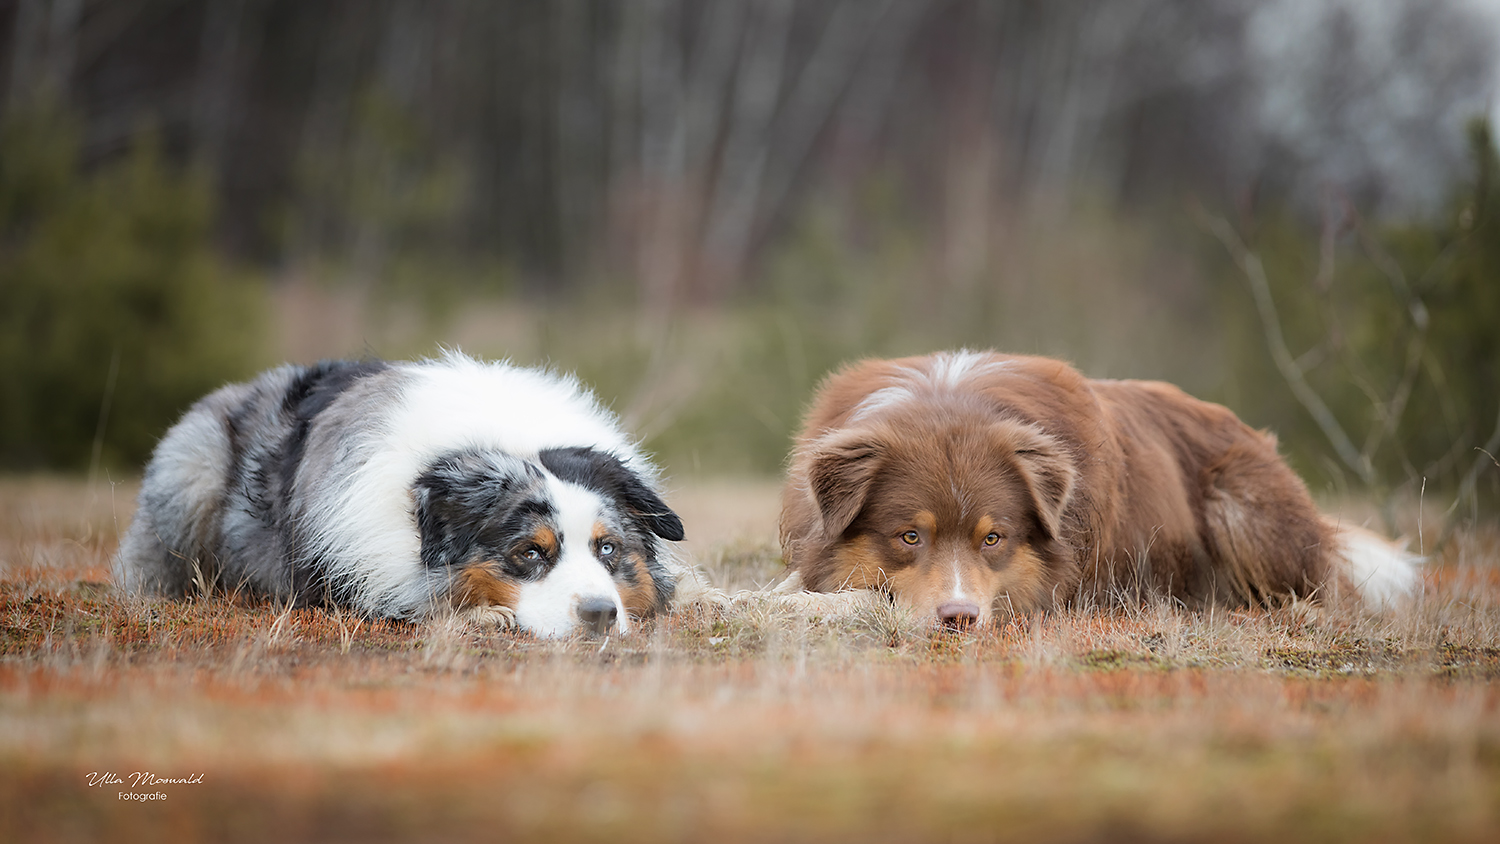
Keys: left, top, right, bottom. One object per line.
{"left": 2, "top": 476, "right": 1499, "bottom": 843}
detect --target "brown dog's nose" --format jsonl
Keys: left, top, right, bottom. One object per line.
{"left": 936, "top": 601, "right": 981, "bottom": 629}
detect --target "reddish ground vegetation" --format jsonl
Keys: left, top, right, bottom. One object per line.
{"left": 2, "top": 478, "right": 1498, "bottom": 843}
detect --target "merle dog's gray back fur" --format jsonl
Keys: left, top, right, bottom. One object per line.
{"left": 115, "top": 365, "right": 299, "bottom": 597}
{"left": 114, "top": 361, "right": 399, "bottom": 601}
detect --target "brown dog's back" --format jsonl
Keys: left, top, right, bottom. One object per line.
{"left": 1085, "top": 377, "right": 1333, "bottom": 604}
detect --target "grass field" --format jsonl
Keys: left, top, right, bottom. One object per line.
{"left": 2, "top": 476, "right": 1498, "bottom": 843}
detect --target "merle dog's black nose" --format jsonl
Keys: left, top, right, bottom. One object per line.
{"left": 937, "top": 600, "right": 981, "bottom": 630}
{"left": 576, "top": 596, "right": 619, "bottom": 636}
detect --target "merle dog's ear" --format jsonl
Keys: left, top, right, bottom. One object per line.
{"left": 806, "top": 429, "right": 884, "bottom": 540}
{"left": 413, "top": 451, "right": 539, "bottom": 567}
{"left": 537, "top": 447, "right": 685, "bottom": 541}
{"left": 999, "top": 424, "right": 1077, "bottom": 540}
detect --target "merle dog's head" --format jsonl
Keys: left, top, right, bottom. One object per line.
{"left": 413, "top": 446, "right": 684, "bottom": 637}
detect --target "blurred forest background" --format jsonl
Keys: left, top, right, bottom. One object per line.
{"left": 0, "top": 0, "right": 1497, "bottom": 518}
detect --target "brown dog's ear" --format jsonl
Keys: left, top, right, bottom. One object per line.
{"left": 1006, "top": 426, "right": 1078, "bottom": 540}
{"left": 806, "top": 431, "right": 884, "bottom": 539}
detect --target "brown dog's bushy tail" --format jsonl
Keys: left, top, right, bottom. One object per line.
{"left": 1326, "top": 521, "right": 1423, "bottom": 611}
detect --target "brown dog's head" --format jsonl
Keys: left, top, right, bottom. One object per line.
{"left": 799, "top": 407, "right": 1078, "bottom": 628}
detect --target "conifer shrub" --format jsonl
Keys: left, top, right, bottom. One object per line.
{"left": 0, "top": 104, "right": 267, "bottom": 471}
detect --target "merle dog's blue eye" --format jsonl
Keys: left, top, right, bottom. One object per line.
{"left": 599, "top": 542, "right": 615, "bottom": 557}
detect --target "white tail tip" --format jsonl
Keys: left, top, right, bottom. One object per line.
{"left": 1331, "top": 522, "right": 1423, "bottom": 611}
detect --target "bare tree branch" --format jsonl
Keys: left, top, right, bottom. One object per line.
{"left": 1342, "top": 198, "right": 1430, "bottom": 477}
{"left": 1197, "top": 208, "right": 1376, "bottom": 485}
{"left": 1446, "top": 405, "right": 1500, "bottom": 525}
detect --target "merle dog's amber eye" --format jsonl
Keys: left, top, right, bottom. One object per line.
{"left": 521, "top": 548, "right": 542, "bottom": 561}
{"left": 901, "top": 530, "right": 921, "bottom": 546}
{"left": 983, "top": 532, "right": 1002, "bottom": 547}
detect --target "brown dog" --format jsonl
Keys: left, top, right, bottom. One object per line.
{"left": 778, "top": 351, "right": 1418, "bottom": 627}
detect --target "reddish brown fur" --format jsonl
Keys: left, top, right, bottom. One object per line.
{"left": 593, "top": 522, "right": 662, "bottom": 618}
{"left": 451, "top": 563, "right": 521, "bottom": 611}
{"left": 780, "top": 352, "right": 1334, "bottom": 626}
{"left": 618, "top": 553, "right": 661, "bottom": 618}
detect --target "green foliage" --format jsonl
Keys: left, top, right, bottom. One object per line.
{"left": 1221, "top": 119, "right": 1500, "bottom": 503}
{"left": 0, "top": 104, "right": 267, "bottom": 471}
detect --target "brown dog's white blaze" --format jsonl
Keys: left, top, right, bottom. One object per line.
{"left": 781, "top": 350, "right": 1419, "bottom": 627}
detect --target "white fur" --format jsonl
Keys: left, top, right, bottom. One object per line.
{"left": 850, "top": 386, "right": 916, "bottom": 422}
{"left": 853, "top": 350, "right": 1010, "bottom": 422}
{"left": 513, "top": 480, "right": 628, "bottom": 637}
{"left": 300, "top": 352, "right": 661, "bottom": 621}
{"left": 949, "top": 555, "right": 972, "bottom": 604}
{"left": 921, "top": 349, "right": 1004, "bottom": 388}
{"left": 1332, "top": 522, "right": 1422, "bottom": 611}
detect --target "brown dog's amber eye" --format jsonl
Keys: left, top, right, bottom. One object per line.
{"left": 983, "top": 533, "right": 1002, "bottom": 547}
{"left": 900, "top": 530, "right": 921, "bottom": 546}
